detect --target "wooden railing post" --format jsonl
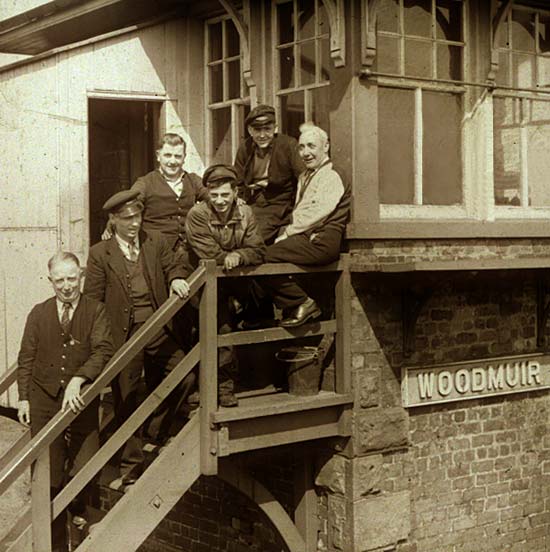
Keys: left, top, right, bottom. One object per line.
{"left": 31, "top": 449, "right": 52, "bottom": 552}
{"left": 335, "top": 254, "right": 351, "bottom": 394}
{"left": 199, "top": 259, "right": 219, "bottom": 475}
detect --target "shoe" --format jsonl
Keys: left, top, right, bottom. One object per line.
{"left": 279, "top": 298, "right": 321, "bottom": 328}
{"left": 187, "top": 391, "right": 200, "bottom": 406}
{"left": 120, "top": 468, "right": 142, "bottom": 486}
{"left": 72, "top": 515, "right": 87, "bottom": 530}
{"left": 219, "top": 392, "right": 238, "bottom": 408}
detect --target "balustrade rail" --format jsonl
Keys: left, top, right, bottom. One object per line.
{"left": 0, "top": 256, "right": 351, "bottom": 552}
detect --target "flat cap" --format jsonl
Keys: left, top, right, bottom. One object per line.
{"left": 102, "top": 189, "right": 143, "bottom": 216}
{"left": 245, "top": 104, "right": 276, "bottom": 127}
{"left": 203, "top": 164, "right": 238, "bottom": 186}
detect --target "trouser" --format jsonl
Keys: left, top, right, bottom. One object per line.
{"left": 30, "top": 382, "right": 99, "bottom": 551}
{"left": 250, "top": 200, "right": 293, "bottom": 245}
{"left": 112, "top": 324, "right": 195, "bottom": 475}
{"left": 261, "top": 229, "right": 343, "bottom": 310}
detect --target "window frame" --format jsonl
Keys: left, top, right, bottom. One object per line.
{"left": 492, "top": 4, "right": 550, "bottom": 219}
{"left": 272, "top": 0, "right": 331, "bottom": 133}
{"left": 204, "top": 14, "right": 250, "bottom": 165}
{"left": 375, "top": 0, "right": 470, "bottom": 218}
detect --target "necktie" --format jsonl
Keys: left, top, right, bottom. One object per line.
{"left": 129, "top": 240, "right": 138, "bottom": 262}
{"left": 61, "top": 302, "right": 71, "bottom": 335}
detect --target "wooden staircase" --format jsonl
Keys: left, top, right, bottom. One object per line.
{"left": 0, "top": 257, "right": 353, "bottom": 552}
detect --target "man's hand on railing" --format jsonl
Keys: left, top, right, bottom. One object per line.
{"left": 170, "top": 278, "right": 190, "bottom": 299}
{"left": 17, "top": 400, "right": 30, "bottom": 426}
{"left": 223, "top": 252, "right": 242, "bottom": 271}
{"left": 62, "top": 376, "right": 87, "bottom": 413}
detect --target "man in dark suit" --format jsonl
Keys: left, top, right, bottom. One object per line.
{"left": 84, "top": 189, "right": 194, "bottom": 484}
{"left": 17, "top": 251, "right": 113, "bottom": 552}
{"left": 234, "top": 104, "right": 305, "bottom": 245}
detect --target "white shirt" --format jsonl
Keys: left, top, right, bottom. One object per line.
{"left": 56, "top": 296, "right": 80, "bottom": 323}
{"left": 165, "top": 175, "right": 184, "bottom": 197}
{"left": 276, "top": 160, "right": 344, "bottom": 242}
{"left": 115, "top": 233, "right": 140, "bottom": 261}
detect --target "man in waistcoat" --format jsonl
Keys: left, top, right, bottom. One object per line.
{"left": 259, "top": 123, "right": 351, "bottom": 327}
{"left": 185, "top": 164, "right": 266, "bottom": 407}
{"left": 84, "top": 190, "right": 194, "bottom": 484}
{"left": 17, "top": 252, "right": 114, "bottom": 552}
{"left": 234, "top": 104, "right": 305, "bottom": 245}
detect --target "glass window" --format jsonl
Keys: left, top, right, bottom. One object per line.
{"left": 206, "top": 17, "right": 249, "bottom": 164}
{"left": 275, "top": 0, "right": 331, "bottom": 137}
{"left": 376, "top": 0, "right": 465, "bottom": 207}
{"left": 493, "top": 6, "right": 550, "bottom": 208}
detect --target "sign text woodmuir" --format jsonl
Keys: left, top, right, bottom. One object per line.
{"left": 402, "top": 354, "right": 550, "bottom": 407}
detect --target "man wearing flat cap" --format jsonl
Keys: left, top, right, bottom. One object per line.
{"left": 185, "top": 164, "right": 265, "bottom": 406}
{"left": 84, "top": 189, "right": 195, "bottom": 484}
{"left": 234, "top": 104, "right": 305, "bottom": 245}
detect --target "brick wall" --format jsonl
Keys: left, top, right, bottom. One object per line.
{"left": 316, "top": 239, "right": 550, "bottom": 551}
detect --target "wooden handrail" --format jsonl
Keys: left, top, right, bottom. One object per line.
{"left": 215, "top": 259, "right": 345, "bottom": 277}
{"left": 0, "top": 265, "right": 207, "bottom": 496}
{"left": 53, "top": 344, "right": 200, "bottom": 518}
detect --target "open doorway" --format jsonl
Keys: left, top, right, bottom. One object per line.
{"left": 88, "top": 98, "right": 161, "bottom": 245}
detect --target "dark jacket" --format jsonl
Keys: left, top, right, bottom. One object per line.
{"left": 234, "top": 133, "right": 304, "bottom": 206}
{"left": 131, "top": 170, "right": 208, "bottom": 249}
{"left": 17, "top": 295, "right": 113, "bottom": 400}
{"left": 83, "top": 229, "right": 187, "bottom": 349}
{"left": 185, "top": 201, "right": 265, "bottom": 268}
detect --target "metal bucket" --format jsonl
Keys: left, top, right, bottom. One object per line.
{"left": 276, "top": 346, "right": 321, "bottom": 396}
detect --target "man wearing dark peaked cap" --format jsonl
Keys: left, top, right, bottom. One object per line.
{"left": 234, "top": 104, "right": 305, "bottom": 245}
{"left": 84, "top": 189, "right": 195, "bottom": 484}
{"left": 185, "top": 164, "right": 265, "bottom": 406}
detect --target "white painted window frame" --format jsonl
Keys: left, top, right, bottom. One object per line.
{"left": 204, "top": 14, "right": 250, "bottom": 164}
{"left": 376, "top": 0, "right": 471, "bottom": 219}
{"left": 493, "top": 4, "right": 550, "bottom": 219}
{"left": 272, "top": 0, "right": 331, "bottom": 128}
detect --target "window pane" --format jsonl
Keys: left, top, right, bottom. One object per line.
{"left": 423, "top": 91, "right": 462, "bottom": 205}
{"left": 227, "top": 60, "right": 240, "bottom": 100}
{"left": 311, "top": 86, "right": 330, "bottom": 134}
{"left": 513, "top": 53, "right": 535, "bottom": 88}
{"left": 280, "top": 91, "right": 305, "bottom": 138}
{"left": 540, "top": 15, "right": 550, "bottom": 54}
{"left": 378, "top": 0, "right": 399, "bottom": 33}
{"left": 496, "top": 18, "right": 509, "bottom": 50}
{"left": 211, "top": 107, "right": 232, "bottom": 164}
{"left": 493, "top": 98, "right": 521, "bottom": 206}
{"left": 377, "top": 35, "right": 400, "bottom": 74}
{"left": 436, "top": 0, "right": 462, "bottom": 41}
{"left": 495, "top": 51, "right": 511, "bottom": 87}
{"left": 437, "top": 44, "right": 462, "bottom": 80}
{"left": 209, "top": 64, "right": 223, "bottom": 103}
{"left": 405, "top": 39, "right": 432, "bottom": 78}
{"left": 300, "top": 40, "right": 316, "bottom": 86}
{"left": 298, "top": 0, "right": 315, "bottom": 40}
{"left": 527, "top": 100, "right": 550, "bottom": 206}
{"left": 539, "top": 56, "right": 550, "bottom": 88}
{"left": 226, "top": 20, "right": 240, "bottom": 57}
{"left": 511, "top": 10, "right": 535, "bottom": 52}
{"left": 379, "top": 87, "right": 415, "bottom": 204}
{"left": 278, "top": 1, "right": 294, "bottom": 44}
{"left": 279, "top": 47, "right": 295, "bottom": 89}
{"left": 209, "top": 22, "right": 223, "bottom": 61}
{"left": 317, "top": 0, "right": 329, "bottom": 35}
{"left": 404, "top": 0, "right": 432, "bottom": 37}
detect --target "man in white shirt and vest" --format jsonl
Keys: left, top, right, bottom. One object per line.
{"left": 17, "top": 252, "right": 114, "bottom": 551}
{"left": 260, "top": 123, "right": 351, "bottom": 327}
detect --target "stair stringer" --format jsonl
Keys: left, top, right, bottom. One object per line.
{"left": 76, "top": 414, "right": 201, "bottom": 552}
{"left": 218, "top": 461, "right": 306, "bottom": 552}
